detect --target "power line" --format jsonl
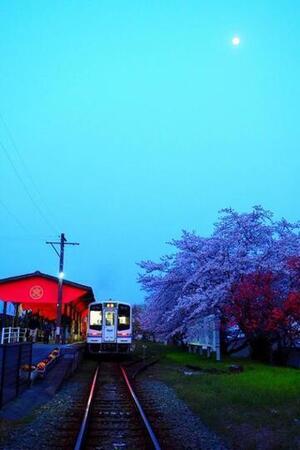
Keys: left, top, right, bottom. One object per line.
{"left": 0, "top": 199, "right": 29, "bottom": 233}
{"left": 0, "top": 139, "right": 58, "bottom": 234}
{"left": 0, "top": 113, "right": 58, "bottom": 226}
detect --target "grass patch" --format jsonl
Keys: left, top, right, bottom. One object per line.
{"left": 135, "top": 341, "right": 300, "bottom": 450}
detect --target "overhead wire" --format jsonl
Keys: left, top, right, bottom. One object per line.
{"left": 0, "top": 198, "right": 30, "bottom": 234}
{"left": 0, "top": 113, "right": 58, "bottom": 228}
{"left": 0, "top": 191, "right": 58, "bottom": 241}
{"left": 0, "top": 138, "right": 58, "bottom": 234}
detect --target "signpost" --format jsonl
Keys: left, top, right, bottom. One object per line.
{"left": 187, "top": 314, "right": 221, "bottom": 361}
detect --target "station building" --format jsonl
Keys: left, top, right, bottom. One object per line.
{"left": 0, "top": 271, "right": 95, "bottom": 343}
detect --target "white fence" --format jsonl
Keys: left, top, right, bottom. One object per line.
{"left": 0, "top": 327, "right": 28, "bottom": 344}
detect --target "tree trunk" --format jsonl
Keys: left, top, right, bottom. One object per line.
{"left": 249, "top": 336, "right": 272, "bottom": 362}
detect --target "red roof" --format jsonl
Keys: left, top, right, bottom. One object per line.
{"left": 0, "top": 271, "right": 95, "bottom": 319}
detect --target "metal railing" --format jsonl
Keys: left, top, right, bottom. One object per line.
{"left": 0, "top": 327, "right": 28, "bottom": 344}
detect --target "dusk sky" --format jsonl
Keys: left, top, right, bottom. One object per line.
{"left": 0, "top": 1, "right": 299, "bottom": 303}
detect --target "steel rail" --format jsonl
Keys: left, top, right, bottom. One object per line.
{"left": 74, "top": 366, "right": 99, "bottom": 450}
{"left": 120, "top": 365, "right": 161, "bottom": 450}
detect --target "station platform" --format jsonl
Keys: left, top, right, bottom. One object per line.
{"left": 0, "top": 342, "right": 86, "bottom": 420}
{"left": 32, "top": 342, "right": 85, "bottom": 364}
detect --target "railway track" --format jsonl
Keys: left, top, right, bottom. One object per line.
{"left": 74, "top": 361, "right": 161, "bottom": 450}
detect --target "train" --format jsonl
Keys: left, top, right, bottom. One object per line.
{"left": 86, "top": 300, "right": 132, "bottom": 353}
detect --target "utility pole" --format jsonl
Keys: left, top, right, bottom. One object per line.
{"left": 46, "top": 233, "right": 79, "bottom": 343}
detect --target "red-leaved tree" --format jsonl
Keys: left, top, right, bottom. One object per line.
{"left": 223, "top": 272, "right": 300, "bottom": 361}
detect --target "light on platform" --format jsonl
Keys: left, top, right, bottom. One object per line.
{"left": 58, "top": 271, "right": 64, "bottom": 280}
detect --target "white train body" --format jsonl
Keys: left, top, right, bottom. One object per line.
{"left": 87, "top": 301, "right": 132, "bottom": 353}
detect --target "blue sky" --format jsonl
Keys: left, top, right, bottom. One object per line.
{"left": 0, "top": 1, "right": 299, "bottom": 302}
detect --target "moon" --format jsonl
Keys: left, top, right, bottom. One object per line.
{"left": 232, "top": 36, "right": 240, "bottom": 46}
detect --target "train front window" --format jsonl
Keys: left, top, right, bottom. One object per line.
{"left": 105, "top": 311, "right": 115, "bottom": 326}
{"left": 89, "top": 304, "right": 102, "bottom": 330}
{"left": 118, "top": 304, "right": 130, "bottom": 331}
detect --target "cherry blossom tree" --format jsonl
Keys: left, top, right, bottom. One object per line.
{"left": 137, "top": 206, "right": 300, "bottom": 355}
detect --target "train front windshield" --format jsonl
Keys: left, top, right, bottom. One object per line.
{"left": 118, "top": 304, "right": 131, "bottom": 331}
{"left": 89, "top": 304, "right": 102, "bottom": 330}
{"left": 105, "top": 311, "right": 115, "bottom": 326}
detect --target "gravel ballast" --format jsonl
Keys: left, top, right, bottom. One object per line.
{"left": 137, "top": 377, "right": 229, "bottom": 450}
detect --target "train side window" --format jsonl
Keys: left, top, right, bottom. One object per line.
{"left": 89, "top": 304, "right": 102, "bottom": 330}
{"left": 118, "top": 304, "right": 130, "bottom": 330}
{"left": 105, "top": 311, "right": 115, "bottom": 326}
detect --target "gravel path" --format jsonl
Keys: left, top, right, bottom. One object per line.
{"left": 138, "top": 377, "right": 229, "bottom": 450}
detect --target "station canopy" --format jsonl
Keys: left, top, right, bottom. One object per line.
{"left": 0, "top": 271, "right": 95, "bottom": 320}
